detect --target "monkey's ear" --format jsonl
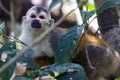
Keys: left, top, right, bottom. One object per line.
{"left": 22, "top": 16, "right": 26, "bottom": 21}
{"left": 49, "top": 19, "right": 54, "bottom": 26}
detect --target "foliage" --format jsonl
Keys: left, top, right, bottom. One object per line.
{"left": 17, "top": 55, "right": 39, "bottom": 69}
{"left": 0, "top": 41, "right": 38, "bottom": 80}
{"left": 43, "top": 62, "right": 87, "bottom": 80}
{"left": 98, "top": 0, "right": 120, "bottom": 14}
{"left": 55, "top": 25, "right": 84, "bottom": 63}
{"left": 81, "top": 10, "right": 96, "bottom": 23}
{"left": 0, "top": 22, "right": 5, "bottom": 36}
{"left": 87, "top": 3, "right": 95, "bottom": 10}
{"left": 27, "top": 62, "right": 88, "bottom": 80}
{"left": 0, "top": 0, "right": 120, "bottom": 79}
{"left": 0, "top": 41, "right": 17, "bottom": 80}
{"left": 115, "top": 78, "right": 120, "bottom": 80}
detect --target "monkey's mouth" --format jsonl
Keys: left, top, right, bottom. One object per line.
{"left": 31, "top": 20, "right": 42, "bottom": 29}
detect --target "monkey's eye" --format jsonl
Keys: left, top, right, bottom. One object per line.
{"left": 31, "top": 14, "right": 36, "bottom": 18}
{"left": 39, "top": 15, "right": 45, "bottom": 19}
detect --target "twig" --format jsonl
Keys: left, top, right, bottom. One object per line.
{"left": 83, "top": 1, "right": 95, "bottom": 70}
{"left": 10, "top": 0, "right": 16, "bottom": 37}
{"left": 0, "top": 0, "right": 10, "bottom": 15}
{"left": 0, "top": 4, "right": 81, "bottom": 74}
{"left": 3, "top": 35, "right": 28, "bottom": 46}
{"left": 12, "top": 35, "right": 28, "bottom": 46}
{"left": 83, "top": 26, "right": 95, "bottom": 70}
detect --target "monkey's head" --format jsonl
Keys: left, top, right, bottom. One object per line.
{"left": 22, "top": 6, "right": 53, "bottom": 33}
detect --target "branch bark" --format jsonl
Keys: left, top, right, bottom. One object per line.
{"left": 0, "top": 0, "right": 10, "bottom": 15}
{"left": 94, "top": 0, "right": 120, "bottom": 54}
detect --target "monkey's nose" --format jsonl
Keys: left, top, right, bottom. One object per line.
{"left": 31, "top": 20, "right": 42, "bottom": 28}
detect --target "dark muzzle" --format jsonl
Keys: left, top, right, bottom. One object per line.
{"left": 31, "top": 20, "right": 42, "bottom": 28}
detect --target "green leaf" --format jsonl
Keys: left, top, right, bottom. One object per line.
{"left": 55, "top": 25, "right": 84, "bottom": 63}
{"left": 27, "top": 70, "right": 48, "bottom": 78}
{"left": 82, "top": 10, "right": 96, "bottom": 23}
{"left": 27, "top": 62, "right": 87, "bottom": 80}
{"left": 43, "top": 62, "right": 84, "bottom": 74}
{"left": 0, "top": 51, "right": 17, "bottom": 80}
{"left": 0, "top": 60, "right": 16, "bottom": 80}
{"left": 98, "top": 0, "right": 120, "bottom": 14}
{"left": 0, "top": 41, "right": 17, "bottom": 62}
{"left": 88, "top": 3, "right": 95, "bottom": 10}
{"left": 56, "top": 71, "right": 88, "bottom": 80}
{"left": 0, "top": 41, "right": 17, "bottom": 80}
{"left": 0, "top": 22, "right": 5, "bottom": 36}
{"left": 17, "top": 56, "right": 39, "bottom": 69}
{"left": 83, "top": 3, "right": 95, "bottom": 10}
{"left": 27, "top": 62, "right": 87, "bottom": 79}
{"left": 43, "top": 62, "right": 87, "bottom": 80}
{"left": 49, "top": 0, "right": 63, "bottom": 10}
{"left": 0, "top": 54, "right": 17, "bottom": 80}
{"left": 115, "top": 78, "right": 120, "bottom": 80}
{"left": 0, "top": 41, "right": 16, "bottom": 53}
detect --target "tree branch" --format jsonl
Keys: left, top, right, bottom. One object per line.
{"left": 0, "top": 0, "right": 10, "bottom": 15}
{"left": 10, "top": 0, "right": 16, "bottom": 36}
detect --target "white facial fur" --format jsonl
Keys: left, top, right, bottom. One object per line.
{"left": 19, "top": 6, "right": 54, "bottom": 57}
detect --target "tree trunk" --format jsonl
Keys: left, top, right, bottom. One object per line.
{"left": 94, "top": 0, "right": 120, "bottom": 54}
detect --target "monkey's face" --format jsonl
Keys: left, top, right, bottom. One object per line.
{"left": 27, "top": 10, "right": 49, "bottom": 30}
{"left": 22, "top": 6, "right": 53, "bottom": 33}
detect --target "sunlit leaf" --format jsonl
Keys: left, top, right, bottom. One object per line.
{"left": 88, "top": 3, "right": 95, "bottom": 10}
{"left": 84, "top": 3, "right": 95, "bottom": 10}
{"left": 55, "top": 25, "right": 84, "bottom": 63}
{"left": 115, "top": 78, "right": 120, "bottom": 80}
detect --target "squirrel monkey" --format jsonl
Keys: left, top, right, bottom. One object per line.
{"left": 18, "top": 6, "right": 120, "bottom": 80}
{"left": 19, "top": 6, "right": 64, "bottom": 67}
